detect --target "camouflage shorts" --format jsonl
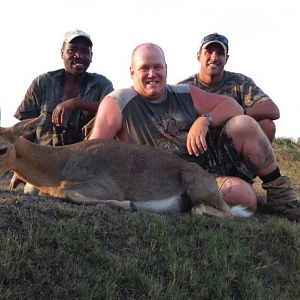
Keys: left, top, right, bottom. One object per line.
{"left": 195, "top": 123, "right": 255, "bottom": 183}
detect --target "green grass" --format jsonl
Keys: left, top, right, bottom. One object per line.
{"left": 0, "top": 138, "right": 300, "bottom": 299}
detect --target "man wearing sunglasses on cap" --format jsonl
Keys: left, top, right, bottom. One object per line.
{"left": 178, "top": 33, "right": 279, "bottom": 142}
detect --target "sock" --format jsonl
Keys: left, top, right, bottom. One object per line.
{"left": 259, "top": 167, "right": 281, "bottom": 183}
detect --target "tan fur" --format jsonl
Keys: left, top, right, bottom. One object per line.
{"left": 0, "top": 115, "right": 232, "bottom": 218}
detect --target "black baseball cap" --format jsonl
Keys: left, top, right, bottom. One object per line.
{"left": 199, "top": 33, "right": 228, "bottom": 54}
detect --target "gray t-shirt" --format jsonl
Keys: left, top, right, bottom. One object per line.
{"left": 111, "top": 84, "right": 198, "bottom": 161}
{"left": 110, "top": 84, "right": 255, "bottom": 181}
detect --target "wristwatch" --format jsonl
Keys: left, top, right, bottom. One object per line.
{"left": 199, "top": 113, "right": 212, "bottom": 127}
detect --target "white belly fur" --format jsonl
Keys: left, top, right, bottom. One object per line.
{"left": 132, "top": 194, "right": 183, "bottom": 213}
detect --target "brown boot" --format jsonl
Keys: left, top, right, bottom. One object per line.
{"left": 262, "top": 176, "right": 300, "bottom": 221}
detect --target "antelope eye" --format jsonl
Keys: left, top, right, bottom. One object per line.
{"left": 0, "top": 144, "right": 8, "bottom": 155}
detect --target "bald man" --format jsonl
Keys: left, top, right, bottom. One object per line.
{"left": 89, "top": 43, "right": 300, "bottom": 220}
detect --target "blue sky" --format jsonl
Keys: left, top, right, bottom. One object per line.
{"left": 1, "top": 0, "right": 299, "bottom": 138}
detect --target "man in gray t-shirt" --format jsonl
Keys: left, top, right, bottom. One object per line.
{"left": 88, "top": 42, "right": 300, "bottom": 221}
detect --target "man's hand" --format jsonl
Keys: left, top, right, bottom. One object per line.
{"left": 186, "top": 116, "right": 209, "bottom": 156}
{"left": 9, "top": 172, "right": 25, "bottom": 190}
{"left": 52, "top": 98, "right": 78, "bottom": 127}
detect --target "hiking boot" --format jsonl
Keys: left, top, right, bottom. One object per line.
{"left": 262, "top": 176, "right": 300, "bottom": 221}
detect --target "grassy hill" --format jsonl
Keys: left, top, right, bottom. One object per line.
{"left": 0, "top": 138, "right": 299, "bottom": 299}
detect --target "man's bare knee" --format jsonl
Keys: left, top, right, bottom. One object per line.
{"left": 258, "top": 119, "right": 276, "bottom": 142}
{"left": 216, "top": 176, "right": 257, "bottom": 211}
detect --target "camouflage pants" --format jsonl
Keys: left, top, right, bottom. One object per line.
{"left": 194, "top": 124, "right": 255, "bottom": 183}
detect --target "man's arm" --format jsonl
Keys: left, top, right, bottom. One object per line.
{"left": 245, "top": 99, "right": 280, "bottom": 121}
{"left": 14, "top": 77, "right": 40, "bottom": 121}
{"left": 242, "top": 76, "right": 280, "bottom": 121}
{"left": 52, "top": 98, "right": 100, "bottom": 126}
{"left": 190, "top": 85, "right": 243, "bottom": 125}
{"left": 52, "top": 77, "right": 114, "bottom": 127}
{"left": 187, "top": 85, "right": 243, "bottom": 156}
{"left": 88, "top": 96, "right": 124, "bottom": 140}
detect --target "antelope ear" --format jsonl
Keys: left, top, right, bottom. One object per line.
{"left": 12, "top": 114, "right": 47, "bottom": 137}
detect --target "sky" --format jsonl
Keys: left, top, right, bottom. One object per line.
{"left": 0, "top": 0, "right": 299, "bottom": 139}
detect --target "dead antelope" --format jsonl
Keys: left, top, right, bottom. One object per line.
{"left": 0, "top": 114, "right": 250, "bottom": 218}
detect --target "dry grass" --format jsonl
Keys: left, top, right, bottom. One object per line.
{"left": 0, "top": 138, "right": 299, "bottom": 299}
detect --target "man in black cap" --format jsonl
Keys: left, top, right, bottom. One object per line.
{"left": 10, "top": 29, "right": 113, "bottom": 192}
{"left": 178, "top": 33, "right": 279, "bottom": 142}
